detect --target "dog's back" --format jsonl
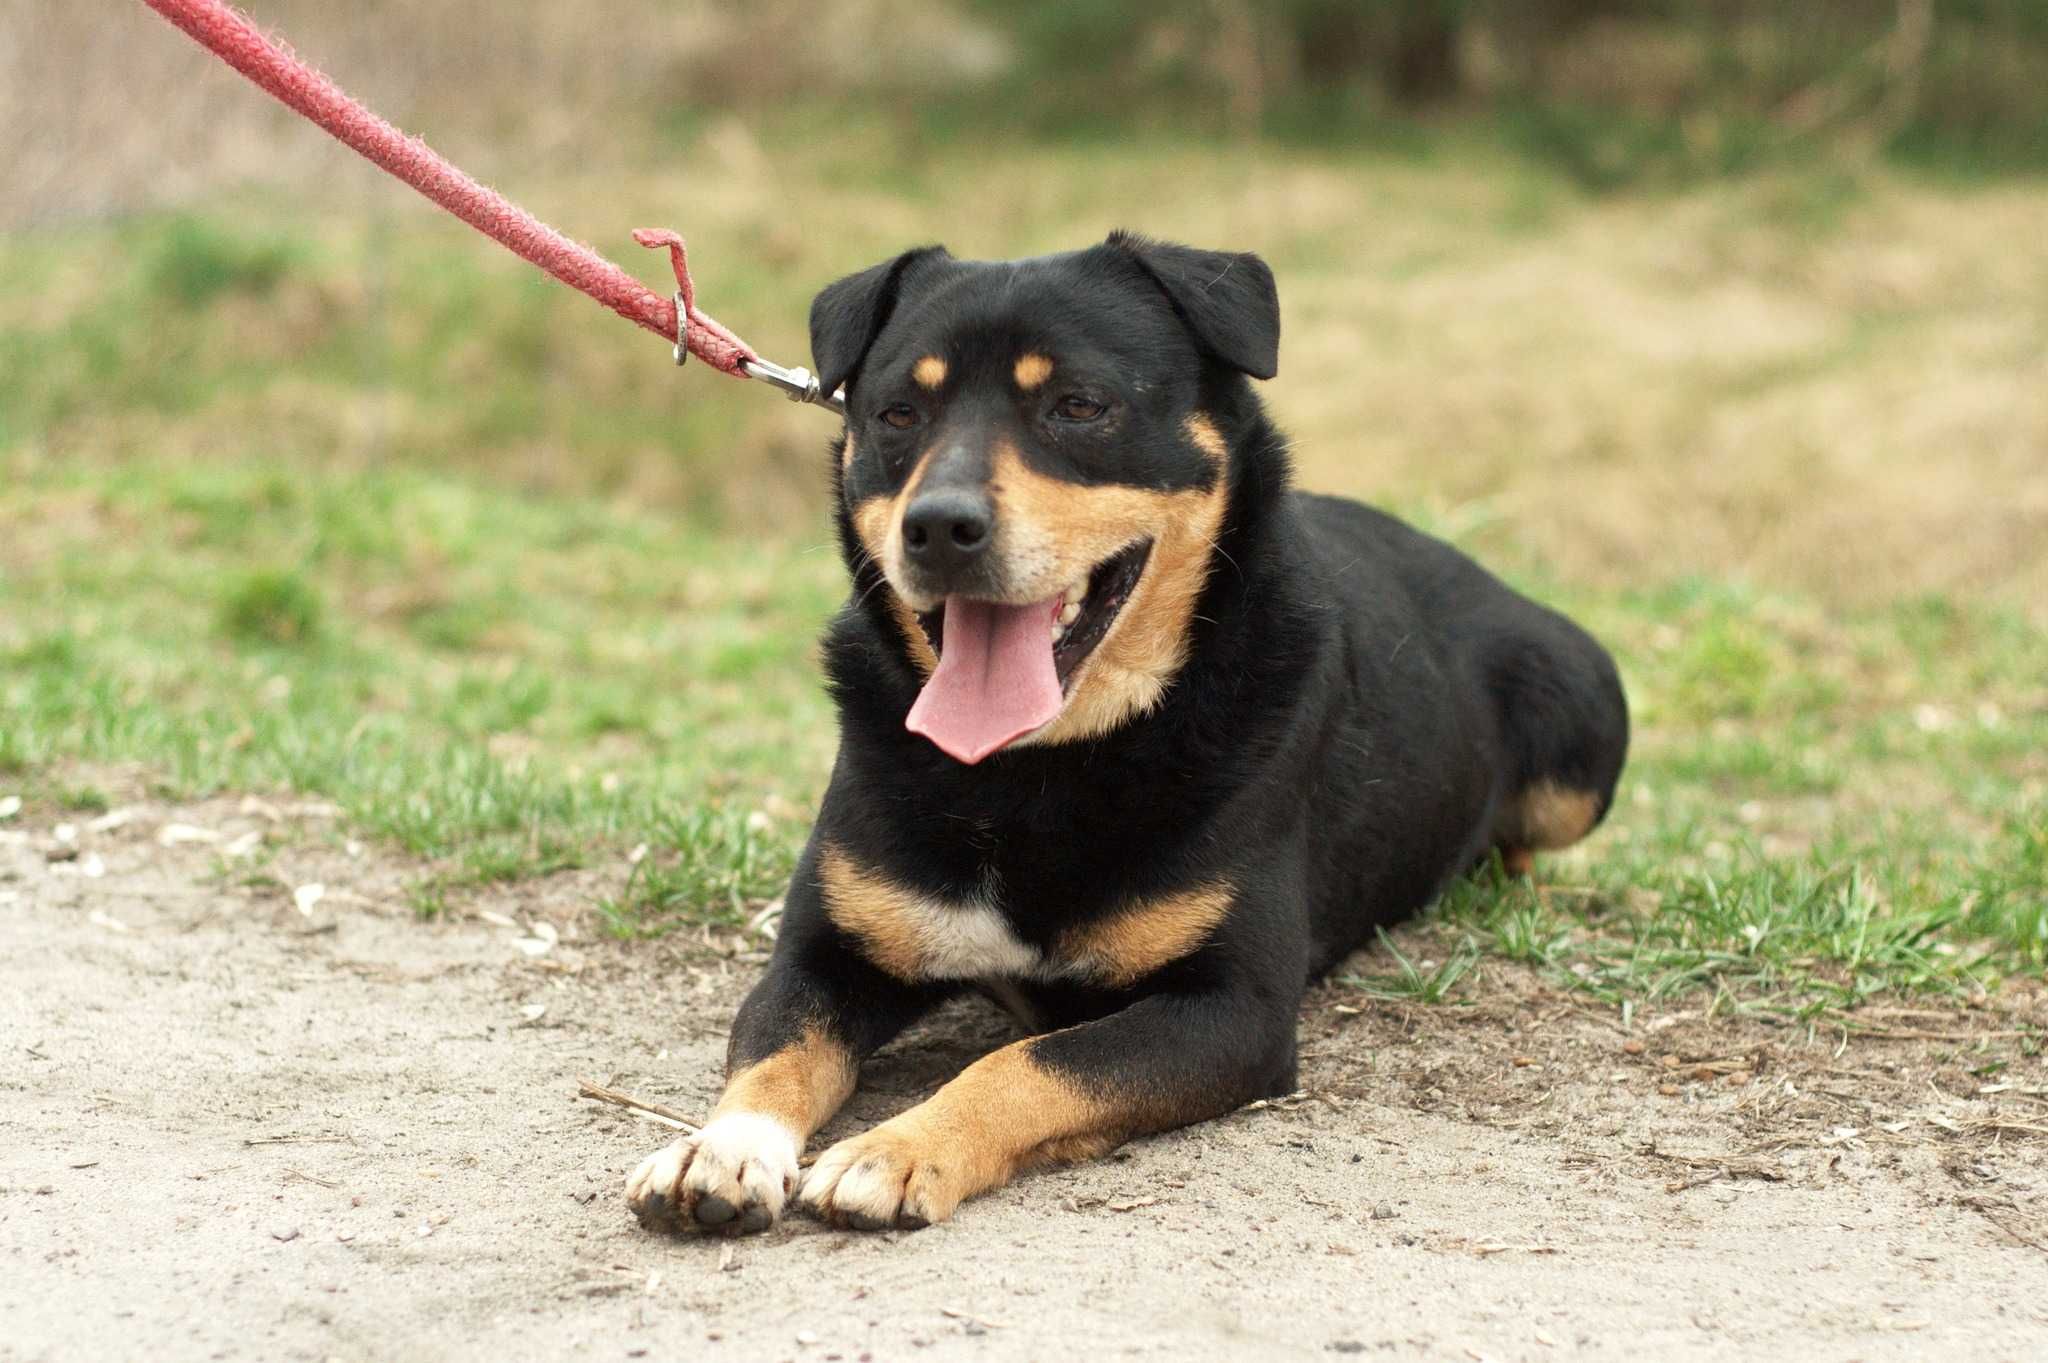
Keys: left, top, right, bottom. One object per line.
{"left": 1272, "top": 492, "right": 1628, "bottom": 973}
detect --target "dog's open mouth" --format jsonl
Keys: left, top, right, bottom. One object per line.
{"left": 916, "top": 540, "right": 1150, "bottom": 688}
{"left": 905, "top": 540, "right": 1152, "bottom": 765}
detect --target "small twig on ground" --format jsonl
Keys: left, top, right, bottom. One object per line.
{"left": 1665, "top": 1169, "right": 1732, "bottom": 1194}
{"left": 1239, "top": 1089, "right": 1312, "bottom": 1113}
{"left": 1681, "top": 1056, "right": 1759, "bottom": 1076}
{"left": 1865, "top": 1028, "right": 2036, "bottom": 1042}
{"left": 1964, "top": 1119, "right": 2048, "bottom": 1139}
{"left": 1828, "top": 1016, "right": 2038, "bottom": 1043}
{"left": 1857, "top": 1006, "right": 1980, "bottom": 1021}
{"left": 940, "top": 1307, "right": 1009, "bottom": 1330}
{"left": 282, "top": 1167, "right": 340, "bottom": 1188}
{"left": 1641, "top": 1141, "right": 1788, "bottom": 1192}
{"left": 1960, "top": 1197, "right": 2048, "bottom": 1254}
{"left": 574, "top": 1078, "right": 700, "bottom": 1134}
{"left": 1808, "top": 1087, "right": 1877, "bottom": 1111}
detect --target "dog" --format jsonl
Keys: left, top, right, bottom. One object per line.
{"left": 625, "top": 232, "right": 1628, "bottom": 1235}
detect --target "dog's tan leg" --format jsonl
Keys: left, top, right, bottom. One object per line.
{"left": 803, "top": 984, "right": 1295, "bottom": 1230}
{"left": 800, "top": 1038, "right": 1116, "bottom": 1230}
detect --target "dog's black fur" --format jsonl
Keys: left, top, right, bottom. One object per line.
{"left": 626, "top": 233, "right": 1628, "bottom": 1236}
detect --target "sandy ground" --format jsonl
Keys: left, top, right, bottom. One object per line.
{"left": 4, "top": 793, "right": 2047, "bottom": 1363}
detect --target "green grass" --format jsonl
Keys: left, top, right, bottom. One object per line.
{"left": 598, "top": 805, "right": 803, "bottom": 939}
{"left": 147, "top": 216, "right": 303, "bottom": 309}
{"left": 2, "top": 443, "right": 2041, "bottom": 994}
{"left": 2, "top": 124, "right": 2043, "bottom": 1003}
{"left": 218, "top": 568, "right": 326, "bottom": 647}
{"left": 1449, "top": 573, "right": 2048, "bottom": 1011}
{"left": 1422, "top": 836, "right": 2042, "bottom": 1018}
{"left": 1344, "top": 930, "right": 1483, "bottom": 1005}
{"left": 0, "top": 455, "right": 843, "bottom": 919}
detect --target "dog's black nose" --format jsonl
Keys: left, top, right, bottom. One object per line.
{"left": 902, "top": 488, "right": 993, "bottom": 578}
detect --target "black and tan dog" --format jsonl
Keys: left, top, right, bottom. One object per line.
{"left": 625, "top": 233, "right": 1628, "bottom": 1235}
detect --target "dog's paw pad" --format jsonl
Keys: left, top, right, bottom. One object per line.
{"left": 624, "top": 1112, "right": 800, "bottom": 1236}
{"left": 801, "top": 1125, "right": 962, "bottom": 1231}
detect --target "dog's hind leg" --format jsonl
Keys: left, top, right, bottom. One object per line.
{"left": 1478, "top": 607, "right": 1630, "bottom": 874}
{"left": 1494, "top": 781, "right": 1606, "bottom": 874}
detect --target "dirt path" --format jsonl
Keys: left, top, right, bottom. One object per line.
{"left": 4, "top": 793, "right": 2046, "bottom": 1362}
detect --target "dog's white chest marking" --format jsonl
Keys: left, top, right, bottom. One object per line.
{"left": 822, "top": 843, "right": 1166, "bottom": 987}
{"left": 902, "top": 897, "right": 1045, "bottom": 980}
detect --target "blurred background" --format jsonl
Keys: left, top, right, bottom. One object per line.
{"left": 10, "top": 0, "right": 2046, "bottom": 586}
{"left": 2, "top": 2, "right": 2043, "bottom": 955}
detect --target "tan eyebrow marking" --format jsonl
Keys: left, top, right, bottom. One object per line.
{"left": 912, "top": 355, "right": 948, "bottom": 389}
{"left": 1183, "top": 413, "right": 1227, "bottom": 466}
{"left": 1013, "top": 354, "right": 1053, "bottom": 391}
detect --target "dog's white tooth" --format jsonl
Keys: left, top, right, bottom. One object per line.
{"left": 1058, "top": 600, "right": 1081, "bottom": 627}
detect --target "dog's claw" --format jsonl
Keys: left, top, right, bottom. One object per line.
{"left": 625, "top": 1115, "right": 802, "bottom": 1237}
{"left": 801, "top": 1125, "right": 967, "bottom": 1231}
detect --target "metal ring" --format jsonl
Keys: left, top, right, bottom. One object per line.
{"left": 671, "top": 290, "right": 689, "bottom": 366}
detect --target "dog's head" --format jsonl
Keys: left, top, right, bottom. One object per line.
{"left": 814, "top": 232, "right": 1280, "bottom": 764}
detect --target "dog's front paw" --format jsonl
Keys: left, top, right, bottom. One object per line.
{"left": 624, "top": 1112, "right": 800, "bottom": 1235}
{"left": 801, "top": 1123, "right": 969, "bottom": 1231}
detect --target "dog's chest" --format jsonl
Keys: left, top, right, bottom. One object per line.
{"left": 818, "top": 842, "right": 1234, "bottom": 990}
{"left": 900, "top": 896, "right": 1050, "bottom": 981}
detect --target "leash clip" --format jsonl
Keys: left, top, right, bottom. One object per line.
{"left": 741, "top": 357, "right": 847, "bottom": 417}
{"left": 671, "top": 290, "right": 690, "bottom": 366}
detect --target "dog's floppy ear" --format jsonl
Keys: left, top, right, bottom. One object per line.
{"left": 1106, "top": 231, "right": 1280, "bottom": 380}
{"left": 809, "top": 246, "right": 950, "bottom": 397}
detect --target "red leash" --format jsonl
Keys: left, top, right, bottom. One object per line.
{"left": 139, "top": 0, "right": 839, "bottom": 408}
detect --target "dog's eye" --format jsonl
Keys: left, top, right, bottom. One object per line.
{"left": 878, "top": 404, "right": 918, "bottom": 430}
{"left": 1053, "top": 395, "right": 1107, "bottom": 422}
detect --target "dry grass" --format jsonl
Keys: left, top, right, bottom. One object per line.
{"left": 1268, "top": 164, "right": 2048, "bottom": 607}
{"left": 9, "top": 149, "right": 2044, "bottom": 615}
{"left": 13, "top": 3, "right": 2043, "bottom": 613}
{"left": 3, "top": 0, "right": 995, "bottom": 226}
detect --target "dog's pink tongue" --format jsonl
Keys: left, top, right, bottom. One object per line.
{"left": 905, "top": 595, "right": 1063, "bottom": 765}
